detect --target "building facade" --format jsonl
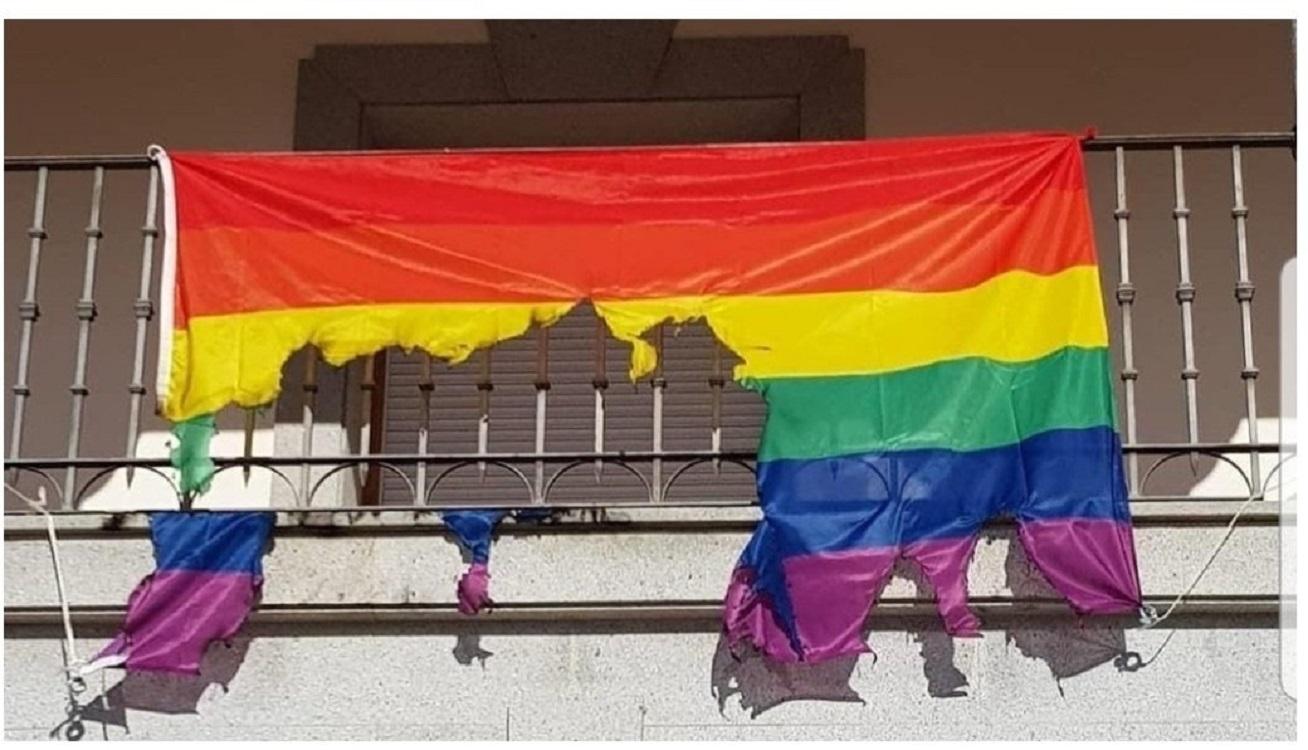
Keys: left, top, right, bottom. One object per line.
{"left": 3, "top": 19, "right": 1298, "bottom": 740}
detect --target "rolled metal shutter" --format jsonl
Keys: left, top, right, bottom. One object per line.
{"left": 381, "top": 304, "right": 764, "bottom": 505}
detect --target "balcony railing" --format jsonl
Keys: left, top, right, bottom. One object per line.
{"left": 3, "top": 132, "right": 1296, "bottom": 513}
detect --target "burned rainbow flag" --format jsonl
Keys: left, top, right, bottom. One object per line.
{"left": 153, "top": 133, "right": 1141, "bottom": 662}
{"left": 95, "top": 512, "right": 273, "bottom": 674}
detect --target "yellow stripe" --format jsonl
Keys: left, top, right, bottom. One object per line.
{"left": 164, "top": 302, "right": 575, "bottom": 421}
{"left": 595, "top": 265, "right": 1107, "bottom": 380}
{"left": 162, "top": 266, "right": 1106, "bottom": 421}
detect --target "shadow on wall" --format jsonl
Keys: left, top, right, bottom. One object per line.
{"left": 708, "top": 531, "right": 1136, "bottom": 717}
{"left": 998, "top": 538, "right": 1133, "bottom": 694}
{"left": 709, "top": 637, "right": 867, "bottom": 719}
{"left": 52, "top": 636, "right": 253, "bottom": 740}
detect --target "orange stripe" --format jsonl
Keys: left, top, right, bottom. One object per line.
{"left": 175, "top": 191, "right": 1094, "bottom": 323}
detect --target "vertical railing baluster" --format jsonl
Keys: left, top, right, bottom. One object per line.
{"left": 1230, "top": 145, "right": 1261, "bottom": 496}
{"left": 242, "top": 408, "right": 256, "bottom": 485}
{"left": 710, "top": 339, "right": 724, "bottom": 476}
{"left": 124, "top": 164, "right": 160, "bottom": 488}
{"left": 299, "top": 348, "right": 318, "bottom": 505}
{"left": 358, "top": 353, "right": 376, "bottom": 502}
{"left": 533, "top": 327, "right": 550, "bottom": 503}
{"left": 651, "top": 324, "right": 666, "bottom": 502}
{"left": 1171, "top": 146, "right": 1201, "bottom": 464}
{"left": 593, "top": 316, "right": 608, "bottom": 482}
{"left": 416, "top": 353, "right": 433, "bottom": 503}
{"left": 1112, "top": 148, "right": 1141, "bottom": 494}
{"left": 63, "top": 166, "right": 107, "bottom": 505}
{"left": 8, "top": 167, "right": 50, "bottom": 483}
{"left": 476, "top": 349, "right": 492, "bottom": 480}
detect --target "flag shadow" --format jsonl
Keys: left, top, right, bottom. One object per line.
{"left": 50, "top": 635, "right": 253, "bottom": 739}
{"left": 707, "top": 531, "right": 1135, "bottom": 717}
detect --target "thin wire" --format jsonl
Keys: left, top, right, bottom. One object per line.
{"left": 1139, "top": 492, "right": 1261, "bottom": 629}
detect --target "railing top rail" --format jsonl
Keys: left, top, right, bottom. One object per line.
{"left": 1081, "top": 131, "right": 1296, "bottom": 150}
{"left": 3, "top": 154, "right": 155, "bottom": 171}
{"left": 4, "top": 131, "right": 1296, "bottom": 170}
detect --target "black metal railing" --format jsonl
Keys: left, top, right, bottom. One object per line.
{"left": 4, "top": 132, "right": 1296, "bottom": 512}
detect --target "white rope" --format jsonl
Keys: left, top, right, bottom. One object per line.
{"left": 149, "top": 144, "right": 179, "bottom": 415}
{"left": 5, "top": 483, "right": 90, "bottom": 692}
{"left": 1138, "top": 492, "right": 1261, "bottom": 629}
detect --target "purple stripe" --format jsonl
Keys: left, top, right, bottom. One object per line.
{"left": 97, "top": 569, "right": 261, "bottom": 675}
{"left": 457, "top": 562, "right": 492, "bottom": 615}
{"left": 782, "top": 549, "right": 895, "bottom": 661}
{"left": 1017, "top": 518, "right": 1141, "bottom": 613}
{"left": 718, "top": 523, "right": 1145, "bottom": 663}
{"left": 902, "top": 535, "right": 984, "bottom": 636}
{"left": 726, "top": 536, "right": 986, "bottom": 663}
{"left": 723, "top": 567, "right": 802, "bottom": 663}
{"left": 782, "top": 537, "right": 984, "bottom": 659}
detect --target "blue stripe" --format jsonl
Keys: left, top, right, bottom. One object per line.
{"left": 755, "top": 426, "right": 1129, "bottom": 556}
{"left": 735, "top": 518, "right": 803, "bottom": 655}
{"left": 441, "top": 510, "right": 508, "bottom": 564}
{"left": 149, "top": 512, "right": 275, "bottom": 574}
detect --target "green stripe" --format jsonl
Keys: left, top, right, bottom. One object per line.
{"left": 744, "top": 347, "right": 1117, "bottom": 462}
{"left": 170, "top": 413, "right": 217, "bottom": 497}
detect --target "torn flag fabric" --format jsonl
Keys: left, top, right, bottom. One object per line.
{"left": 442, "top": 510, "right": 507, "bottom": 615}
{"left": 95, "top": 512, "right": 273, "bottom": 674}
{"left": 440, "top": 509, "right": 554, "bottom": 614}
{"left": 151, "top": 132, "right": 1141, "bottom": 662}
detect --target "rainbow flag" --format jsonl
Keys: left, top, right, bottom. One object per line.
{"left": 154, "top": 133, "right": 1141, "bottom": 662}
{"left": 95, "top": 512, "right": 273, "bottom": 674}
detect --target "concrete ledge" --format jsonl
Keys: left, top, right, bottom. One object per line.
{"left": 4, "top": 517, "right": 1284, "bottom": 609}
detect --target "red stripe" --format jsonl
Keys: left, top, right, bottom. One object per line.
{"left": 171, "top": 133, "right": 1086, "bottom": 232}
{"left": 173, "top": 191, "right": 1095, "bottom": 322}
